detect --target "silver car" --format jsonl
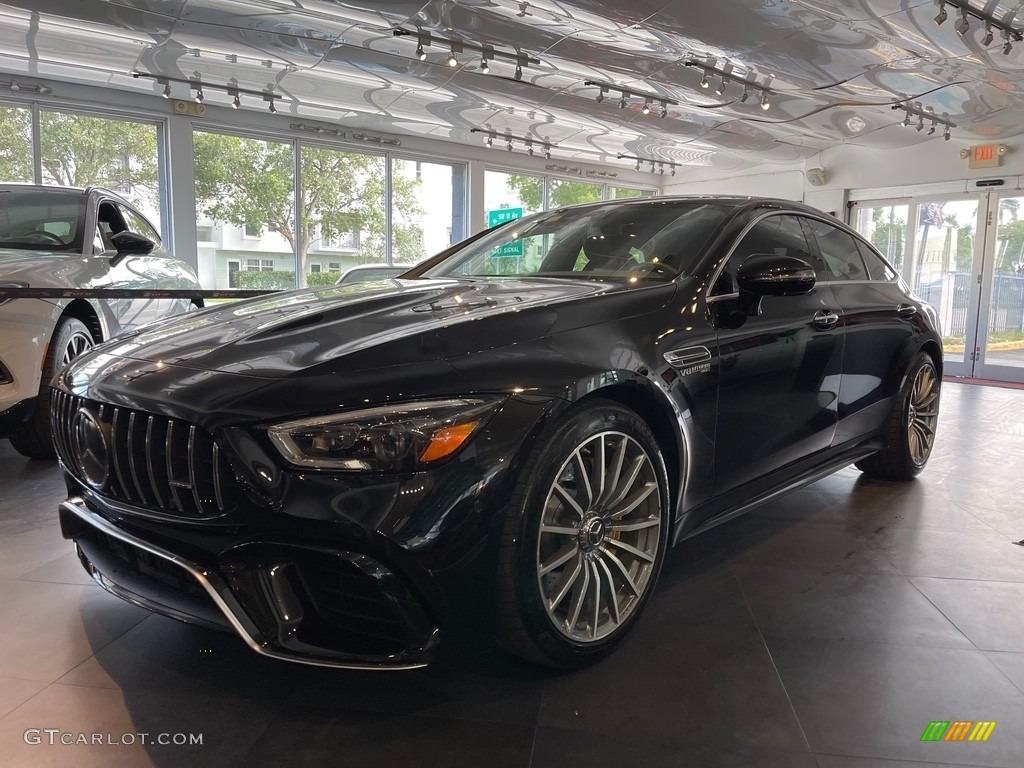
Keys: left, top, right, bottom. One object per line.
{"left": 0, "top": 185, "right": 201, "bottom": 458}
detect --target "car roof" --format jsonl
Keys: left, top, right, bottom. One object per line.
{"left": 0, "top": 183, "right": 127, "bottom": 200}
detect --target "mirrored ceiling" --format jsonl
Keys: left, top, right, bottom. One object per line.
{"left": 2, "top": 0, "right": 1023, "bottom": 172}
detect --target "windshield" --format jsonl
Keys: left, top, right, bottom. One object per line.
{"left": 422, "top": 201, "right": 731, "bottom": 281}
{"left": 0, "top": 189, "right": 86, "bottom": 252}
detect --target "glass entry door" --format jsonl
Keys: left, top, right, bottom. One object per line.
{"left": 976, "top": 195, "right": 1024, "bottom": 381}
{"left": 853, "top": 192, "right": 1024, "bottom": 383}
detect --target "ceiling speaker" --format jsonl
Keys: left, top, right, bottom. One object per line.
{"left": 805, "top": 167, "right": 827, "bottom": 187}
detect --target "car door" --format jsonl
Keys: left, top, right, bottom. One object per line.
{"left": 94, "top": 198, "right": 172, "bottom": 330}
{"left": 803, "top": 216, "right": 921, "bottom": 444}
{"left": 709, "top": 212, "right": 844, "bottom": 495}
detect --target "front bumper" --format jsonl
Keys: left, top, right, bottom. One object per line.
{"left": 59, "top": 496, "right": 440, "bottom": 670}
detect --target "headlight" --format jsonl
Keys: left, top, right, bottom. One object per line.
{"left": 267, "top": 397, "right": 505, "bottom": 472}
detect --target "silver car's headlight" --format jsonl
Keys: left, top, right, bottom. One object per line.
{"left": 267, "top": 397, "right": 505, "bottom": 472}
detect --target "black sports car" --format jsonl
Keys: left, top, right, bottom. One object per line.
{"left": 52, "top": 197, "right": 942, "bottom": 670}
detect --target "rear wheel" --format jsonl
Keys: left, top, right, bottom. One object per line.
{"left": 10, "top": 317, "right": 95, "bottom": 459}
{"left": 856, "top": 352, "right": 939, "bottom": 480}
{"left": 497, "top": 400, "right": 669, "bottom": 668}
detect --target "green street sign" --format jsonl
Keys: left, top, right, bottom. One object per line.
{"left": 487, "top": 207, "right": 524, "bottom": 227}
{"left": 487, "top": 207, "right": 525, "bottom": 257}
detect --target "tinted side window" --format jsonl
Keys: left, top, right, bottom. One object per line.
{"left": 805, "top": 219, "right": 868, "bottom": 281}
{"left": 121, "top": 207, "right": 161, "bottom": 245}
{"left": 713, "top": 214, "right": 818, "bottom": 294}
{"left": 855, "top": 239, "right": 898, "bottom": 281}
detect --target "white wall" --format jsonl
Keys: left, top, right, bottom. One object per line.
{"left": 662, "top": 165, "right": 805, "bottom": 200}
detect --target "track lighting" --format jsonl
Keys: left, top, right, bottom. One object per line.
{"left": 585, "top": 81, "right": 678, "bottom": 115}
{"left": 618, "top": 153, "right": 678, "bottom": 176}
{"left": 934, "top": 0, "right": 947, "bottom": 24}
{"left": 161, "top": 82, "right": 171, "bottom": 99}
{"left": 472, "top": 129, "right": 556, "bottom": 159}
{"left": 699, "top": 72, "right": 710, "bottom": 89}
{"left": 740, "top": 86, "right": 750, "bottom": 103}
{"left": 716, "top": 78, "right": 727, "bottom": 97}
{"left": 268, "top": 100, "right": 277, "bottom": 114}
{"left": 193, "top": 85, "right": 204, "bottom": 103}
{"left": 760, "top": 92, "right": 770, "bottom": 110}
{"left": 892, "top": 103, "right": 955, "bottom": 139}
{"left": 135, "top": 71, "right": 283, "bottom": 111}
{"left": 983, "top": 23, "right": 994, "bottom": 46}
{"left": 686, "top": 60, "right": 772, "bottom": 107}
{"left": 393, "top": 29, "right": 538, "bottom": 77}
{"left": 232, "top": 92, "right": 241, "bottom": 109}
{"left": 1003, "top": 30, "right": 1014, "bottom": 54}
{"left": 955, "top": 7, "right": 970, "bottom": 36}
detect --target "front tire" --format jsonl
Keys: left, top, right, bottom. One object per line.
{"left": 497, "top": 400, "right": 670, "bottom": 668}
{"left": 856, "top": 351, "right": 940, "bottom": 480}
{"left": 10, "top": 316, "right": 95, "bottom": 459}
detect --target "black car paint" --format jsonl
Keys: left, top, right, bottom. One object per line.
{"left": 53, "top": 198, "right": 942, "bottom": 667}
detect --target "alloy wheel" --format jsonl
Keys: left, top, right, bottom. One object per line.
{"left": 535, "top": 431, "right": 662, "bottom": 642}
{"left": 906, "top": 361, "right": 939, "bottom": 466}
{"left": 61, "top": 329, "right": 94, "bottom": 366}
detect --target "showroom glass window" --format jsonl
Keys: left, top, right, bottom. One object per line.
{"left": 391, "top": 157, "right": 467, "bottom": 268}
{"left": 804, "top": 218, "right": 869, "bottom": 281}
{"left": 193, "top": 131, "right": 295, "bottom": 291}
{"left": 300, "top": 145, "right": 385, "bottom": 287}
{"left": 484, "top": 170, "right": 543, "bottom": 229}
{"left": 0, "top": 104, "right": 33, "bottom": 183}
{"left": 853, "top": 203, "right": 909, "bottom": 270}
{"left": 547, "top": 179, "right": 602, "bottom": 209}
{"left": 39, "top": 110, "right": 162, "bottom": 231}
{"left": 609, "top": 187, "right": 654, "bottom": 200}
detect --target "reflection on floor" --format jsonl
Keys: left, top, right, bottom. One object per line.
{"left": 0, "top": 382, "right": 1022, "bottom": 768}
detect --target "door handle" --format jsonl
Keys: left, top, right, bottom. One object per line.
{"left": 897, "top": 303, "right": 918, "bottom": 318}
{"left": 812, "top": 309, "right": 840, "bottom": 330}
{"left": 664, "top": 346, "right": 711, "bottom": 368}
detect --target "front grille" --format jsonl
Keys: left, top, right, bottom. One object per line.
{"left": 52, "top": 389, "right": 238, "bottom": 519}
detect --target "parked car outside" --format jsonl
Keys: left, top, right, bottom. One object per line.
{"left": 334, "top": 264, "right": 409, "bottom": 285}
{"left": 52, "top": 196, "right": 942, "bottom": 670}
{"left": 0, "top": 185, "right": 201, "bottom": 457}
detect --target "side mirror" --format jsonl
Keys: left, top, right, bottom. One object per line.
{"left": 109, "top": 231, "right": 155, "bottom": 266}
{"left": 736, "top": 254, "right": 816, "bottom": 297}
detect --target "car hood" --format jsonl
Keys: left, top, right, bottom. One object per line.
{"left": 94, "top": 277, "right": 674, "bottom": 379}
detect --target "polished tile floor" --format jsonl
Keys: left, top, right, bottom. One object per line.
{"left": 0, "top": 381, "right": 1022, "bottom": 768}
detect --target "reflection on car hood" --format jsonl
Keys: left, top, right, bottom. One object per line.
{"left": 95, "top": 277, "right": 668, "bottom": 379}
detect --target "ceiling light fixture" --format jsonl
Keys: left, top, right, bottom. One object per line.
{"left": 133, "top": 71, "right": 283, "bottom": 111}
{"left": 393, "top": 29, "right": 538, "bottom": 78}
{"left": 472, "top": 128, "right": 556, "bottom": 158}
{"left": 955, "top": 7, "right": 970, "bottom": 36}
{"left": 934, "top": 2, "right": 1023, "bottom": 49}
{"left": 584, "top": 80, "right": 678, "bottom": 114}
{"left": 892, "top": 102, "right": 956, "bottom": 139}
{"left": 618, "top": 153, "right": 678, "bottom": 176}
{"left": 685, "top": 60, "right": 772, "bottom": 108}
{"left": 267, "top": 97, "right": 277, "bottom": 114}
{"left": 231, "top": 91, "right": 241, "bottom": 109}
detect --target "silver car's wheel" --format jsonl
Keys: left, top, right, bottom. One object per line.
{"left": 907, "top": 360, "right": 939, "bottom": 467}
{"left": 497, "top": 400, "right": 670, "bottom": 668}
{"left": 10, "top": 317, "right": 96, "bottom": 459}
{"left": 536, "top": 431, "right": 662, "bottom": 642}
